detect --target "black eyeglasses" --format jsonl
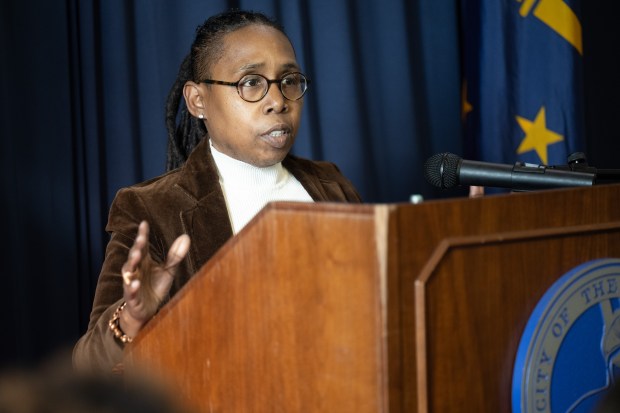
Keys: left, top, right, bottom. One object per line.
{"left": 201, "top": 72, "right": 310, "bottom": 102}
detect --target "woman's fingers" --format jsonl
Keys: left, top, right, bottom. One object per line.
{"left": 166, "top": 234, "right": 191, "bottom": 269}
{"left": 121, "top": 223, "right": 190, "bottom": 327}
{"left": 121, "top": 221, "right": 149, "bottom": 282}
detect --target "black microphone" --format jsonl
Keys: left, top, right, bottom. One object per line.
{"left": 424, "top": 153, "right": 596, "bottom": 191}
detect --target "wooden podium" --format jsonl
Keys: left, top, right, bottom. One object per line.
{"left": 125, "top": 184, "right": 620, "bottom": 412}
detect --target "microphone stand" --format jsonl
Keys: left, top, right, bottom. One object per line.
{"left": 552, "top": 152, "right": 620, "bottom": 185}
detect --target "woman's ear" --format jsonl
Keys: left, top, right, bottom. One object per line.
{"left": 183, "top": 81, "right": 206, "bottom": 119}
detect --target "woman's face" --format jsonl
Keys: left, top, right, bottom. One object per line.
{"left": 200, "top": 25, "right": 304, "bottom": 167}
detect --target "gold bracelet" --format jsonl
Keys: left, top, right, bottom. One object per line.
{"left": 108, "top": 302, "right": 133, "bottom": 344}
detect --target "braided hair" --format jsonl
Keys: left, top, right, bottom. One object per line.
{"left": 165, "top": 10, "right": 287, "bottom": 171}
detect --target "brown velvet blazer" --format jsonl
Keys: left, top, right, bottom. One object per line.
{"left": 73, "top": 138, "right": 362, "bottom": 372}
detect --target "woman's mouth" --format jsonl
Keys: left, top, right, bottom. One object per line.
{"left": 259, "top": 127, "right": 291, "bottom": 149}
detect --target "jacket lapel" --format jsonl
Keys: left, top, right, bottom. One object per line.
{"left": 175, "top": 139, "right": 233, "bottom": 273}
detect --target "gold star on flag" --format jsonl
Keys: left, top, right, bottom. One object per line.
{"left": 516, "top": 106, "right": 564, "bottom": 165}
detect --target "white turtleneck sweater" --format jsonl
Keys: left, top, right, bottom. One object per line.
{"left": 210, "top": 142, "right": 314, "bottom": 234}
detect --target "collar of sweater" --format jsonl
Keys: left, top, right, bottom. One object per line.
{"left": 210, "top": 141, "right": 289, "bottom": 189}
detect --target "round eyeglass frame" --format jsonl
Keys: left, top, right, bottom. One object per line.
{"left": 201, "top": 72, "right": 310, "bottom": 102}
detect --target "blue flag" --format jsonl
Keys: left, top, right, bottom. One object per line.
{"left": 461, "top": 0, "right": 585, "bottom": 167}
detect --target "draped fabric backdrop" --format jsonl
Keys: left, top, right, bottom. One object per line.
{"left": 461, "top": 0, "right": 585, "bottom": 167}
{"left": 0, "top": 0, "right": 618, "bottom": 366}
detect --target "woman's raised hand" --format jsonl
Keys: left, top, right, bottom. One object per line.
{"left": 119, "top": 221, "right": 191, "bottom": 338}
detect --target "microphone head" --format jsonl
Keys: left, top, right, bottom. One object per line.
{"left": 424, "top": 152, "right": 461, "bottom": 189}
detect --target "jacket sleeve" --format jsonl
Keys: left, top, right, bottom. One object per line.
{"left": 72, "top": 188, "right": 160, "bottom": 373}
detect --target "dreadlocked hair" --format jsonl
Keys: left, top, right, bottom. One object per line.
{"left": 165, "top": 53, "right": 204, "bottom": 171}
{"left": 165, "top": 9, "right": 287, "bottom": 171}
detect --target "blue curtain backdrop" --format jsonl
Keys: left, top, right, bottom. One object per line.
{"left": 1, "top": 0, "right": 618, "bottom": 366}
